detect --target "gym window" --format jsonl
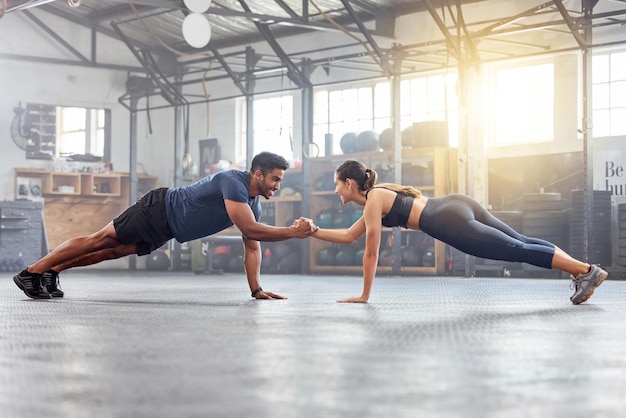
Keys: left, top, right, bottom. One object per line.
{"left": 593, "top": 50, "right": 626, "bottom": 137}
{"left": 400, "top": 73, "right": 459, "bottom": 147}
{"left": 57, "top": 107, "right": 106, "bottom": 157}
{"left": 491, "top": 63, "right": 555, "bottom": 146}
{"left": 244, "top": 94, "right": 294, "bottom": 161}
{"left": 313, "top": 82, "right": 390, "bottom": 156}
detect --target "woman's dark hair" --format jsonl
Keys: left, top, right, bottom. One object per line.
{"left": 335, "top": 159, "right": 422, "bottom": 197}
{"left": 335, "top": 160, "right": 378, "bottom": 191}
{"left": 250, "top": 152, "right": 289, "bottom": 175}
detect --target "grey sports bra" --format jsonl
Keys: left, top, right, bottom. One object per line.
{"left": 365, "top": 187, "right": 414, "bottom": 228}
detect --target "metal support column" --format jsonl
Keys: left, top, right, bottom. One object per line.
{"left": 174, "top": 100, "right": 185, "bottom": 187}
{"left": 301, "top": 84, "right": 313, "bottom": 274}
{"left": 391, "top": 51, "right": 403, "bottom": 275}
{"left": 128, "top": 96, "right": 139, "bottom": 270}
{"left": 245, "top": 46, "right": 256, "bottom": 166}
{"left": 581, "top": 0, "right": 597, "bottom": 261}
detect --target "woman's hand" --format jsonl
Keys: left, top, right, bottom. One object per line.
{"left": 337, "top": 295, "right": 369, "bottom": 303}
{"left": 289, "top": 217, "right": 318, "bottom": 237}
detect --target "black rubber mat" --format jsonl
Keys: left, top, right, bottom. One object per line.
{"left": 1, "top": 270, "right": 625, "bottom": 418}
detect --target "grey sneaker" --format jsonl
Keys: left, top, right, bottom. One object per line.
{"left": 570, "top": 264, "right": 608, "bottom": 305}
{"left": 42, "top": 269, "right": 64, "bottom": 298}
{"left": 13, "top": 269, "right": 51, "bottom": 299}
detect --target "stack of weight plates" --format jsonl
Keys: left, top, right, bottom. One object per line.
{"left": 570, "top": 190, "right": 612, "bottom": 267}
{"left": 522, "top": 193, "right": 567, "bottom": 276}
{"left": 618, "top": 203, "right": 626, "bottom": 266}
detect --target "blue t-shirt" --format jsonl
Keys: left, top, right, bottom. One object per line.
{"left": 164, "top": 170, "right": 261, "bottom": 242}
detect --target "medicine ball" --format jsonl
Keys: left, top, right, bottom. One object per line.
{"left": 422, "top": 246, "right": 435, "bottom": 267}
{"left": 402, "top": 163, "right": 424, "bottom": 186}
{"left": 316, "top": 208, "right": 335, "bottom": 229}
{"left": 335, "top": 246, "right": 357, "bottom": 266}
{"left": 340, "top": 132, "right": 358, "bottom": 154}
{"left": 317, "top": 247, "right": 339, "bottom": 266}
{"left": 146, "top": 251, "right": 170, "bottom": 271}
{"left": 226, "top": 255, "right": 244, "bottom": 272}
{"left": 401, "top": 245, "right": 422, "bottom": 267}
{"left": 276, "top": 186, "right": 296, "bottom": 197}
{"left": 401, "top": 125, "right": 416, "bottom": 147}
{"left": 350, "top": 206, "right": 363, "bottom": 224}
{"left": 379, "top": 248, "right": 394, "bottom": 266}
{"left": 274, "top": 242, "right": 292, "bottom": 259}
{"left": 314, "top": 172, "right": 335, "bottom": 191}
{"left": 379, "top": 128, "right": 394, "bottom": 151}
{"left": 278, "top": 250, "right": 301, "bottom": 273}
{"left": 354, "top": 248, "right": 365, "bottom": 266}
{"left": 213, "top": 245, "right": 232, "bottom": 256}
{"left": 261, "top": 249, "right": 273, "bottom": 273}
{"left": 333, "top": 208, "right": 352, "bottom": 228}
{"left": 212, "top": 254, "right": 229, "bottom": 271}
{"left": 356, "top": 130, "right": 379, "bottom": 152}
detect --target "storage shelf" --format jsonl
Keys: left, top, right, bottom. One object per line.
{"left": 15, "top": 169, "right": 159, "bottom": 249}
{"left": 47, "top": 173, "right": 81, "bottom": 195}
{"left": 271, "top": 196, "right": 302, "bottom": 202}
{"left": 81, "top": 174, "right": 121, "bottom": 196}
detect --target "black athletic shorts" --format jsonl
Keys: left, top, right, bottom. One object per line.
{"left": 113, "top": 188, "right": 174, "bottom": 256}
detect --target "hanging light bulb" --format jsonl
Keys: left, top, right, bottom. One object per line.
{"left": 182, "top": 13, "right": 211, "bottom": 48}
{"left": 182, "top": 0, "right": 212, "bottom": 48}
{"left": 183, "top": 0, "right": 212, "bottom": 14}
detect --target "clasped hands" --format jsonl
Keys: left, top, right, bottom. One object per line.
{"left": 289, "top": 217, "right": 318, "bottom": 238}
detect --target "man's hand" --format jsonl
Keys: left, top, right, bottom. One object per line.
{"left": 254, "top": 290, "right": 287, "bottom": 300}
{"left": 337, "top": 295, "right": 369, "bottom": 303}
{"left": 290, "top": 217, "right": 318, "bottom": 237}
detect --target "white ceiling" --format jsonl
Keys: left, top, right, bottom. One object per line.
{"left": 1, "top": 0, "right": 625, "bottom": 104}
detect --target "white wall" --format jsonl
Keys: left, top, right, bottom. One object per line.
{"left": 0, "top": 60, "right": 130, "bottom": 197}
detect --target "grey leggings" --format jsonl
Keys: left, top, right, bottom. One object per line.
{"left": 418, "top": 194, "right": 555, "bottom": 269}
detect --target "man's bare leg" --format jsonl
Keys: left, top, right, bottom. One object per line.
{"left": 28, "top": 222, "right": 123, "bottom": 274}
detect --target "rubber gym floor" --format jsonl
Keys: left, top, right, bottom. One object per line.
{"left": 2, "top": 269, "right": 626, "bottom": 418}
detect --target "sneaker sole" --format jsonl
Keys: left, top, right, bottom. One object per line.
{"left": 13, "top": 275, "right": 51, "bottom": 300}
{"left": 572, "top": 271, "right": 608, "bottom": 305}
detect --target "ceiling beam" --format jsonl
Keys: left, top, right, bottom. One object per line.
{"left": 236, "top": 0, "right": 311, "bottom": 88}
{"left": 552, "top": 0, "right": 587, "bottom": 48}
{"left": 23, "top": 9, "right": 90, "bottom": 63}
{"left": 338, "top": 0, "right": 394, "bottom": 76}
{"left": 38, "top": 3, "right": 154, "bottom": 50}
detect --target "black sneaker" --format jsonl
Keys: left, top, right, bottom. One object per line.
{"left": 42, "top": 269, "right": 64, "bottom": 298}
{"left": 13, "top": 269, "right": 51, "bottom": 299}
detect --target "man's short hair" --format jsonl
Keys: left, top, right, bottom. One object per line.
{"left": 250, "top": 152, "right": 289, "bottom": 175}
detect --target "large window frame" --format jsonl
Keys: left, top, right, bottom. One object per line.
{"left": 486, "top": 61, "right": 555, "bottom": 146}
{"left": 312, "top": 72, "right": 460, "bottom": 155}
{"left": 57, "top": 107, "right": 108, "bottom": 158}
{"left": 399, "top": 72, "right": 459, "bottom": 147}
{"left": 592, "top": 49, "right": 626, "bottom": 138}
{"left": 313, "top": 81, "right": 390, "bottom": 156}
{"left": 240, "top": 93, "right": 294, "bottom": 162}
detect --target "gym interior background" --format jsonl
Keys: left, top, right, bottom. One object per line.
{"left": 1, "top": 0, "right": 625, "bottom": 277}
{"left": 2, "top": 1, "right": 626, "bottom": 417}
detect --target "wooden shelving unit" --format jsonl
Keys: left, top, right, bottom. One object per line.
{"left": 81, "top": 173, "right": 122, "bottom": 196}
{"left": 25, "top": 103, "right": 56, "bottom": 160}
{"left": 14, "top": 168, "right": 158, "bottom": 249}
